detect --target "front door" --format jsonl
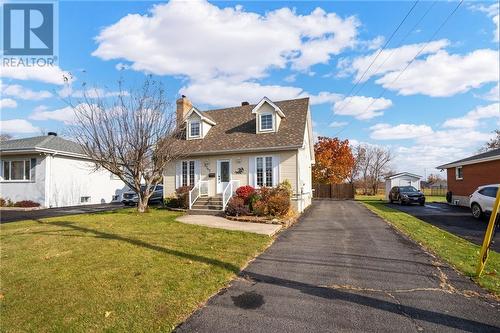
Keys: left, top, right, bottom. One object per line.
{"left": 217, "top": 160, "right": 231, "bottom": 193}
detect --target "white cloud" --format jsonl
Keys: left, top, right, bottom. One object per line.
{"left": 394, "top": 145, "right": 465, "bottom": 174}
{"left": 329, "top": 121, "right": 348, "bottom": 128}
{"left": 370, "top": 123, "right": 433, "bottom": 140}
{"left": 58, "top": 86, "right": 125, "bottom": 99}
{"left": 333, "top": 95, "right": 392, "bottom": 120}
{"left": 180, "top": 78, "right": 343, "bottom": 108}
{"left": 180, "top": 80, "right": 305, "bottom": 107}
{"left": 1, "top": 83, "right": 52, "bottom": 100}
{"left": 29, "top": 105, "right": 76, "bottom": 124}
{"left": 479, "top": 82, "right": 499, "bottom": 102}
{"left": 93, "top": 0, "right": 359, "bottom": 81}
{"left": 340, "top": 39, "right": 449, "bottom": 82}
{"left": 0, "top": 65, "right": 72, "bottom": 85}
{"left": 0, "top": 119, "right": 39, "bottom": 134}
{"left": 443, "top": 103, "right": 500, "bottom": 128}
{"left": 375, "top": 49, "right": 499, "bottom": 97}
{"left": 309, "top": 91, "right": 343, "bottom": 105}
{"left": 416, "top": 128, "right": 494, "bottom": 149}
{"left": 0, "top": 98, "right": 17, "bottom": 109}
{"left": 471, "top": 3, "right": 499, "bottom": 42}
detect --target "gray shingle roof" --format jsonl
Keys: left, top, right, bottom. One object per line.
{"left": 437, "top": 148, "right": 500, "bottom": 169}
{"left": 0, "top": 135, "right": 85, "bottom": 155}
{"left": 174, "top": 97, "right": 309, "bottom": 155}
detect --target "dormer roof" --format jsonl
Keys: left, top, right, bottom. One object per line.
{"left": 251, "top": 96, "right": 286, "bottom": 118}
{"left": 184, "top": 107, "right": 217, "bottom": 125}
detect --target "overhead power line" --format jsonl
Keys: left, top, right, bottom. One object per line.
{"left": 334, "top": 0, "right": 464, "bottom": 136}
{"left": 334, "top": 0, "right": 420, "bottom": 116}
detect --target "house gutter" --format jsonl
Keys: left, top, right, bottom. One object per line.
{"left": 437, "top": 155, "right": 500, "bottom": 169}
{"left": 183, "top": 145, "right": 302, "bottom": 157}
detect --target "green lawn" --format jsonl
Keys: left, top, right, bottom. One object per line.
{"left": 0, "top": 209, "right": 271, "bottom": 332}
{"left": 356, "top": 196, "right": 500, "bottom": 295}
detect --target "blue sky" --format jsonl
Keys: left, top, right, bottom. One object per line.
{"left": 1, "top": 0, "right": 499, "bottom": 177}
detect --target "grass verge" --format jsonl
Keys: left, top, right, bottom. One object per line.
{"left": 357, "top": 197, "right": 499, "bottom": 296}
{"left": 0, "top": 208, "right": 271, "bottom": 332}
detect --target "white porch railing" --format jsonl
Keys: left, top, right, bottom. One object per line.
{"left": 189, "top": 180, "right": 210, "bottom": 209}
{"left": 222, "top": 180, "right": 240, "bottom": 211}
{"left": 200, "top": 180, "right": 209, "bottom": 197}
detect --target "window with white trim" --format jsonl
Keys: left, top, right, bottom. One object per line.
{"left": 2, "top": 159, "right": 32, "bottom": 181}
{"left": 189, "top": 121, "right": 201, "bottom": 138}
{"left": 256, "top": 156, "right": 273, "bottom": 187}
{"left": 181, "top": 160, "right": 196, "bottom": 187}
{"left": 455, "top": 166, "right": 463, "bottom": 180}
{"left": 260, "top": 113, "right": 273, "bottom": 131}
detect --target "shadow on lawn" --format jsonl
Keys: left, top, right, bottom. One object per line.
{"left": 33, "top": 219, "right": 240, "bottom": 274}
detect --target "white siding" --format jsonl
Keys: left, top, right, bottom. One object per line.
{"left": 295, "top": 119, "right": 313, "bottom": 212}
{"left": 0, "top": 154, "right": 47, "bottom": 205}
{"left": 163, "top": 150, "right": 299, "bottom": 198}
{"left": 47, "top": 155, "right": 128, "bottom": 207}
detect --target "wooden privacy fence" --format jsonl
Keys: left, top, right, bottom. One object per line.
{"left": 313, "top": 183, "right": 354, "bottom": 200}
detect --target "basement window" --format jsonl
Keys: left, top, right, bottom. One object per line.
{"left": 455, "top": 166, "right": 463, "bottom": 180}
{"left": 80, "top": 196, "right": 91, "bottom": 203}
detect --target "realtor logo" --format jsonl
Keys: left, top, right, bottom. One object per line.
{"left": 2, "top": 2, "right": 54, "bottom": 56}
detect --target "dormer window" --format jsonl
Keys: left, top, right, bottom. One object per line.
{"left": 260, "top": 113, "right": 273, "bottom": 131}
{"left": 189, "top": 121, "right": 201, "bottom": 138}
{"left": 252, "top": 97, "right": 285, "bottom": 134}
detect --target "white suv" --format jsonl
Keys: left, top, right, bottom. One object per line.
{"left": 469, "top": 184, "right": 499, "bottom": 219}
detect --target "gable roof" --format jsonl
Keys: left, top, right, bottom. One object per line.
{"left": 385, "top": 172, "right": 422, "bottom": 180}
{"left": 437, "top": 148, "right": 500, "bottom": 169}
{"left": 174, "top": 97, "right": 309, "bottom": 155}
{"left": 185, "top": 107, "right": 217, "bottom": 125}
{"left": 251, "top": 97, "right": 286, "bottom": 118}
{"left": 0, "top": 135, "right": 85, "bottom": 157}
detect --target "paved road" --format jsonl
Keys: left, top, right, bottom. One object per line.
{"left": 388, "top": 202, "right": 499, "bottom": 252}
{"left": 0, "top": 203, "right": 124, "bottom": 223}
{"left": 176, "top": 201, "right": 500, "bottom": 333}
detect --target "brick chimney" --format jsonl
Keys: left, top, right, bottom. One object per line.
{"left": 176, "top": 95, "right": 192, "bottom": 127}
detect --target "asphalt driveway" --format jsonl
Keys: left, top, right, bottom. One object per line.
{"left": 0, "top": 203, "right": 124, "bottom": 223}
{"left": 388, "top": 202, "right": 499, "bottom": 252}
{"left": 176, "top": 201, "right": 499, "bottom": 333}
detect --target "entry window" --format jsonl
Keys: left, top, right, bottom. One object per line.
{"left": 189, "top": 121, "right": 201, "bottom": 138}
{"left": 2, "top": 160, "right": 31, "bottom": 181}
{"left": 181, "top": 160, "right": 196, "bottom": 187}
{"left": 455, "top": 166, "right": 463, "bottom": 180}
{"left": 260, "top": 113, "right": 273, "bottom": 131}
{"left": 256, "top": 156, "right": 273, "bottom": 187}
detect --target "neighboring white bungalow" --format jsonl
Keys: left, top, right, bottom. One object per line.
{"left": 163, "top": 96, "right": 315, "bottom": 213}
{"left": 0, "top": 133, "right": 128, "bottom": 207}
{"left": 384, "top": 172, "right": 422, "bottom": 200}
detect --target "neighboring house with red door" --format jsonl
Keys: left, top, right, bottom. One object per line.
{"left": 163, "top": 96, "right": 314, "bottom": 213}
{"left": 437, "top": 148, "right": 500, "bottom": 206}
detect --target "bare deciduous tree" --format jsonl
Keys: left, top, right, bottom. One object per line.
{"left": 352, "top": 145, "right": 392, "bottom": 195}
{"left": 369, "top": 147, "right": 392, "bottom": 195}
{"left": 69, "top": 78, "right": 183, "bottom": 212}
{"left": 478, "top": 129, "right": 500, "bottom": 153}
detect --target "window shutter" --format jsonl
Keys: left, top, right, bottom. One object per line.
{"left": 248, "top": 157, "right": 256, "bottom": 187}
{"left": 30, "top": 158, "right": 36, "bottom": 181}
{"left": 272, "top": 155, "right": 280, "bottom": 187}
{"left": 194, "top": 160, "right": 201, "bottom": 184}
{"left": 175, "top": 162, "right": 181, "bottom": 189}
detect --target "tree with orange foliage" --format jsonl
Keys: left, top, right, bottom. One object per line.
{"left": 313, "top": 137, "right": 355, "bottom": 184}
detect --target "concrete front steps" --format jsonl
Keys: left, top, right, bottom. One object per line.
{"left": 188, "top": 195, "right": 224, "bottom": 216}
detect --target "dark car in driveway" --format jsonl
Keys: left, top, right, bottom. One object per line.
{"left": 388, "top": 186, "right": 425, "bottom": 206}
{"left": 122, "top": 185, "right": 164, "bottom": 206}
